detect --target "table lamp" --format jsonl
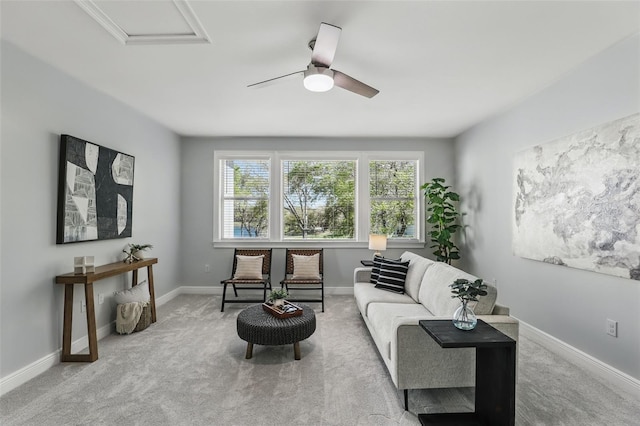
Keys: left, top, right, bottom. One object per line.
{"left": 368, "top": 234, "right": 387, "bottom": 258}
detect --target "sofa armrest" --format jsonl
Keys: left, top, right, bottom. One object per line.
{"left": 354, "top": 267, "right": 372, "bottom": 284}
{"left": 389, "top": 314, "right": 519, "bottom": 389}
{"left": 492, "top": 303, "right": 510, "bottom": 315}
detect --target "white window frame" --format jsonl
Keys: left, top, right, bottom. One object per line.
{"left": 213, "top": 150, "right": 424, "bottom": 248}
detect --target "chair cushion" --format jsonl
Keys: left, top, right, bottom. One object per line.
{"left": 233, "top": 255, "right": 264, "bottom": 279}
{"left": 292, "top": 253, "right": 321, "bottom": 279}
{"left": 375, "top": 258, "right": 410, "bottom": 293}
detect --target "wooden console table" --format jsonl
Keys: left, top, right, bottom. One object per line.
{"left": 55, "top": 258, "right": 158, "bottom": 362}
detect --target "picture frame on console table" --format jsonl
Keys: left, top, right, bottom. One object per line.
{"left": 56, "top": 134, "right": 135, "bottom": 244}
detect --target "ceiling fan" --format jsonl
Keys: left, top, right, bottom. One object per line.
{"left": 248, "top": 22, "right": 379, "bottom": 98}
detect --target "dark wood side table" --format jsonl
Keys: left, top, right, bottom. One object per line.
{"left": 360, "top": 260, "right": 374, "bottom": 267}
{"left": 55, "top": 258, "right": 158, "bottom": 362}
{"left": 418, "top": 319, "right": 516, "bottom": 426}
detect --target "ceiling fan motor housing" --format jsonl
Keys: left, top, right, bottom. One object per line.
{"left": 303, "top": 64, "right": 335, "bottom": 92}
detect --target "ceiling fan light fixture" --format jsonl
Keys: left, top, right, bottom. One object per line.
{"left": 303, "top": 65, "right": 334, "bottom": 92}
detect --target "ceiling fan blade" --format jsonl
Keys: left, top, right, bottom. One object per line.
{"left": 247, "top": 70, "right": 305, "bottom": 89}
{"left": 311, "top": 22, "right": 341, "bottom": 67}
{"left": 333, "top": 70, "right": 379, "bottom": 98}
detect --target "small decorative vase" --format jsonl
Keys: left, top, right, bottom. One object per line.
{"left": 452, "top": 299, "right": 477, "bottom": 330}
{"left": 132, "top": 250, "right": 145, "bottom": 260}
{"left": 273, "top": 299, "right": 285, "bottom": 308}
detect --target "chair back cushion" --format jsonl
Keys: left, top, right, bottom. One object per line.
{"left": 285, "top": 249, "right": 323, "bottom": 280}
{"left": 233, "top": 255, "right": 264, "bottom": 279}
{"left": 292, "top": 253, "right": 321, "bottom": 279}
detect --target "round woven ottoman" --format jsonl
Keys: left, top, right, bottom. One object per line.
{"left": 236, "top": 304, "right": 316, "bottom": 360}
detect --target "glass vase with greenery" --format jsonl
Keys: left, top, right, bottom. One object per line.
{"left": 449, "top": 278, "right": 488, "bottom": 330}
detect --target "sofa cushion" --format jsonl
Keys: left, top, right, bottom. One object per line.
{"left": 375, "top": 258, "right": 410, "bottom": 293}
{"left": 367, "top": 302, "right": 433, "bottom": 359}
{"left": 354, "top": 282, "right": 414, "bottom": 316}
{"left": 418, "top": 263, "right": 497, "bottom": 316}
{"left": 400, "top": 251, "right": 435, "bottom": 302}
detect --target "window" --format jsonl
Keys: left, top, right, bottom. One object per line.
{"left": 214, "top": 151, "right": 423, "bottom": 246}
{"left": 221, "top": 159, "right": 269, "bottom": 239}
{"left": 369, "top": 160, "right": 417, "bottom": 239}
{"left": 282, "top": 160, "right": 355, "bottom": 239}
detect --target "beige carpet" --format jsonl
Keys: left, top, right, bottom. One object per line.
{"left": 1, "top": 295, "right": 638, "bottom": 425}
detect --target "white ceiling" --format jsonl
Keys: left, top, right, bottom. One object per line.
{"left": 2, "top": 1, "right": 639, "bottom": 138}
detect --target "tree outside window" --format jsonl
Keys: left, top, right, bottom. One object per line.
{"left": 222, "top": 159, "right": 269, "bottom": 238}
{"left": 369, "top": 160, "right": 417, "bottom": 238}
{"left": 282, "top": 160, "right": 355, "bottom": 239}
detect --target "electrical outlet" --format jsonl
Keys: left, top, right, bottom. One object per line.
{"left": 205, "top": 264, "right": 211, "bottom": 273}
{"left": 81, "top": 300, "right": 86, "bottom": 313}
{"left": 98, "top": 294, "right": 104, "bottom": 304}
{"left": 606, "top": 319, "right": 618, "bottom": 337}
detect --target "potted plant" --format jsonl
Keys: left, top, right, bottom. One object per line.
{"left": 420, "top": 178, "right": 461, "bottom": 264}
{"left": 449, "top": 278, "right": 488, "bottom": 330}
{"left": 267, "top": 288, "right": 289, "bottom": 307}
{"left": 123, "top": 243, "right": 153, "bottom": 263}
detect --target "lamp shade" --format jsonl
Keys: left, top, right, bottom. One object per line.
{"left": 368, "top": 234, "right": 387, "bottom": 252}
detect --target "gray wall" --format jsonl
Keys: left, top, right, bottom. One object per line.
{"left": 0, "top": 41, "right": 182, "bottom": 378}
{"left": 455, "top": 34, "right": 640, "bottom": 379}
{"left": 179, "top": 137, "right": 455, "bottom": 287}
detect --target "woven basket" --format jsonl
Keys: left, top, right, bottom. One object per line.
{"left": 133, "top": 303, "right": 151, "bottom": 332}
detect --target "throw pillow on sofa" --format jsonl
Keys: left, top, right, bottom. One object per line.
{"left": 374, "top": 258, "right": 410, "bottom": 293}
{"left": 370, "top": 255, "right": 383, "bottom": 283}
{"left": 370, "top": 255, "right": 402, "bottom": 284}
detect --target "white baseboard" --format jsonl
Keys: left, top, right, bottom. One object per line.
{"left": 0, "top": 351, "right": 59, "bottom": 396}
{"left": 517, "top": 318, "right": 640, "bottom": 398}
{"left": 0, "top": 320, "right": 114, "bottom": 396}
{"left": 0, "top": 284, "right": 351, "bottom": 396}
{"left": 178, "top": 285, "right": 354, "bottom": 296}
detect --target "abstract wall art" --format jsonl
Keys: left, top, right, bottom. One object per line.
{"left": 56, "top": 134, "right": 135, "bottom": 244}
{"left": 513, "top": 113, "right": 640, "bottom": 281}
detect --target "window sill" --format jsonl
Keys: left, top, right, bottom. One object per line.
{"left": 211, "top": 241, "right": 426, "bottom": 249}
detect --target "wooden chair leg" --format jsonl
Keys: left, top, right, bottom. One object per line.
{"left": 221, "top": 283, "right": 227, "bottom": 312}
{"left": 321, "top": 284, "right": 325, "bottom": 312}
{"left": 232, "top": 284, "right": 238, "bottom": 297}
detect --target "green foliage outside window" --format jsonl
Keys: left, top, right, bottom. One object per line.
{"left": 370, "top": 160, "right": 416, "bottom": 238}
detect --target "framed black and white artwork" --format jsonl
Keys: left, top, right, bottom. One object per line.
{"left": 56, "top": 134, "right": 135, "bottom": 244}
{"left": 513, "top": 113, "right": 640, "bottom": 281}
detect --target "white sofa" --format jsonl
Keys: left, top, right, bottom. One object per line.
{"left": 354, "top": 251, "right": 518, "bottom": 408}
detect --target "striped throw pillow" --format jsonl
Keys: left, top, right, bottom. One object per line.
{"left": 374, "top": 258, "right": 409, "bottom": 293}
{"left": 369, "top": 255, "right": 384, "bottom": 284}
{"left": 233, "top": 255, "right": 264, "bottom": 279}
